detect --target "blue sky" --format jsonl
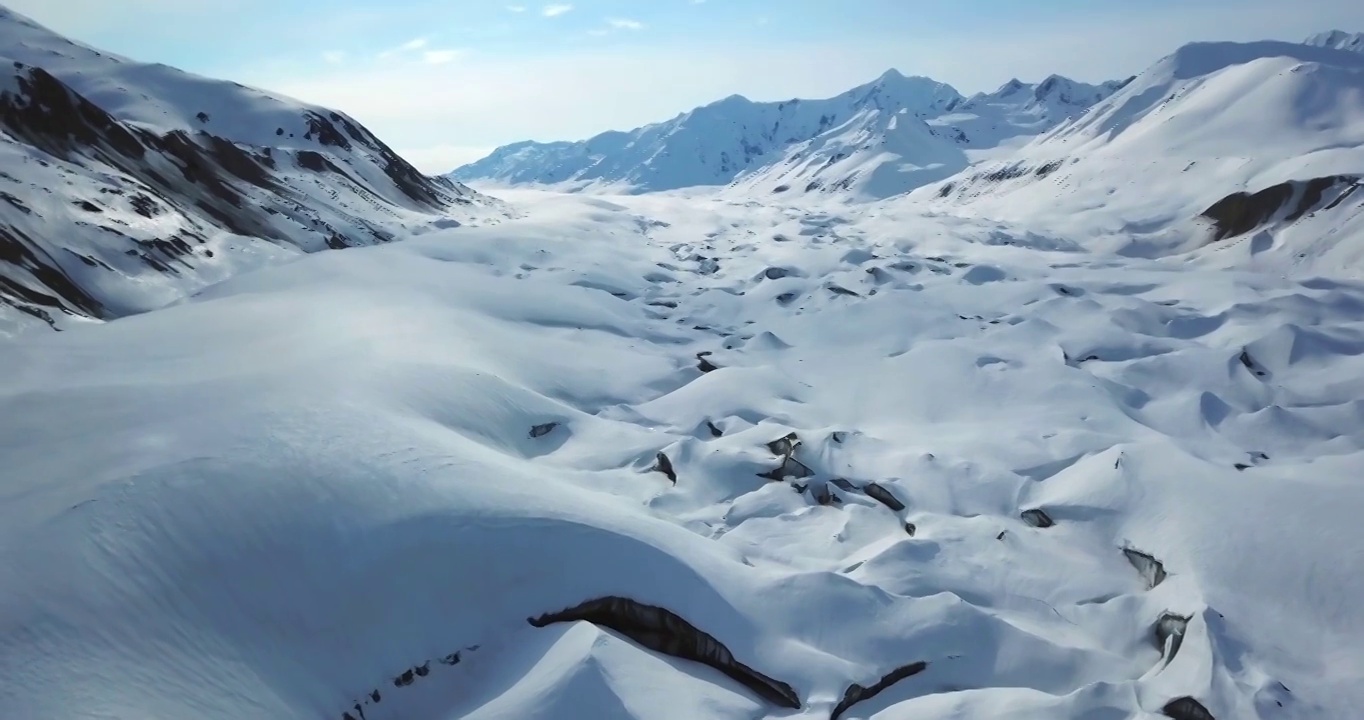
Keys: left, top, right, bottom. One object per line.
{"left": 11, "top": 0, "right": 1364, "bottom": 171}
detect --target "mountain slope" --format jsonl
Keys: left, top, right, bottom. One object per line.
{"left": 920, "top": 39, "right": 1364, "bottom": 274}
{"left": 0, "top": 5, "right": 494, "bottom": 334}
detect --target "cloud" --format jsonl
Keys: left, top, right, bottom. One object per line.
{"left": 606, "top": 18, "right": 644, "bottom": 31}
{"left": 422, "top": 49, "right": 464, "bottom": 65}
{"left": 541, "top": 4, "right": 573, "bottom": 17}
{"left": 506, "top": 4, "right": 526, "bottom": 11}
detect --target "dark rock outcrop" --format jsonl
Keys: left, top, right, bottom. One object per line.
{"left": 652, "top": 452, "right": 677, "bottom": 484}
{"left": 830, "top": 661, "right": 929, "bottom": 720}
{"left": 1201, "top": 175, "right": 1359, "bottom": 241}
{"left": 1124, "top": 547, "right": 1167, "bottom": 589}
{"left": 530, "top": 422, "right": 558, "bottom": 438}
{"left": 1154, "top": 612, "right": 1190, "bottom": 663}
{"left": 863, "top": 482, "right": 905, "bottom": 511}
{"left": 1162, "top": 696, "right": 1215, "bottom": 720}
{"left": 528, "top": 596, "right": 801, "bottom": 709}
{"left": 1021, "top": 508, "right": 1055, "bottom": 528}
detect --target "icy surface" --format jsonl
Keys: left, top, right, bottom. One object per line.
{"left": 3, "top": 186, "right": 1363, "bottom": 719}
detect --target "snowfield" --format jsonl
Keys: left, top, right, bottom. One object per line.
{"left": 3, "top": 187, "right": 1363, "bottom": 719}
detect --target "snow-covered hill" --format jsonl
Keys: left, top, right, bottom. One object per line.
{"left": 920, "top": 37, "right": 1364, "bottom": 275}
{"left": 0, "top": 5, "right": 495, "bottom": 335}
{"left": 4, "top": 187, "right": 1363, "bottom": 720}
{"left": 452, "top": 71, "right": 1121, "bottom": 199}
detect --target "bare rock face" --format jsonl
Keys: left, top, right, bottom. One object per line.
{"left": 830, "top": 660, "right": 929, "bottom": 720}
{"left": 652, "top": 452, "right": 678, "bottom": 484}
{"left": 529, "top": 422, "right": 558, "bottom": 438}
{"left": 863, "top": 482, "right": 905, "bottom": 512}
{"left": 1021, "top": 508, "right": 1055, "bottom": 528}
{"left": 527, "top": 596, "right": 801, "bottom": 709}
{"left": 1154, "top": 612, "right": 1190, "bottom": 663}
{"left": 1162, "top": 696, "right": 1215, "bottom": 720}
{"left": 1200, "top": 175, "right": 1359, "bottom": 241}
{"left": 1123, "top": 547, "right": 1167, "bottom": 589}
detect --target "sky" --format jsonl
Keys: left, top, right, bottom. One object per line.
{"left": 8, "top": 0, "right": 1364, "bottom": 173}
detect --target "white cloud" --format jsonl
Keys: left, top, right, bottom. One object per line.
{"left": 506, "top": 4, "right": 526, "bottom": 12}
{"left": 541, "top": 4, "right": 573, "bottom": 18}
{"left": 606, "top": 18, "right": 644, "bottom": 31}
{"left": 399, "top": 37, "right": 428, "bottom": 51}
{"left": 422, "top": 49, "right": 464, "bottom": 65}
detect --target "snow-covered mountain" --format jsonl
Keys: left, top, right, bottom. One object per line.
{"left": 920, "top": 37, "right": 1364, "bottom": 272}
{"left": 0, "top": 5, "right": 494, "bottom": 334}
{"left": 1306, "top": 29, "right": 1364, "bottom": 52}
{"left": 452, "top": 71, "right": 1122, "bottom": 199}
{"left": 728, "top": 75, "right": 1129, "bottom": 199}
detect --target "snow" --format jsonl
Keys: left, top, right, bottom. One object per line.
{"left": 4, "top": 185, "right": 1364, "bottom": 719}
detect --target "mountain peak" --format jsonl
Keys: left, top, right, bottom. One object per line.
{"left": 1305, "top": 29, "right": 1364, "bottom": 52}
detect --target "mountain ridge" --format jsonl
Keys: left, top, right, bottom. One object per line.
{"left": 450, "top": 69, "right": 1119, "bottom": 197}
{"left": 0, "top": 5, "right": 496, "bottom": 334}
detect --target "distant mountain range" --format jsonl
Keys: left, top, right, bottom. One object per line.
{"left": 451, "top": 71, "right": 1129, "bottom": 199}
{"left": 452, "top": 30, "right": 1364, "bottom": 267}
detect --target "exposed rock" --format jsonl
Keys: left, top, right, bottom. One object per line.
{"left": 652, "top": 452, "right": 678, "bottom": 484}
{"left": 706, "top": 421, "right": 724, "bottom": 438}
{"left": 830, "top": 661, "right": 929, "bottom": 720}
{"left": 827, "top": 284, "right": 860, "bottom": 297}
{"left": 766, "top": 432, "right": 800, "bottom": 457}
{"left": 1124, "top": 547, "right": 1167, "bottom": 589}
{"left": 438, "top": 653, "right": 460, "bottom": 666}
{"left": 392, "top": 669, "right": 414, "bottom": 687}
{"left": 413, "top": 662, "right": 429, "bottom": 677}
{"left": 1154, "top": 612, "right": 1190, "bottom": 663}
{"left": 697, "top": 352, "right": 719, "bottom": 373}
{"left": 1201, "top": 175, "right": 1359, "bottom": 241}
{"left": 1021, "top": 508, "right": 1055, "bottom": 528}
{"left": 830, "top": 477, "right": 857, "bottom": 492}
{"left": 813, "top": 482, "right": 842, "bottom": 506}
{"left": 758, "top": 455, "right": 813, "bottom": 482}
{"left": 1162, "top": 696, "right": 1215, "bottom": 720}
{"left": 529, "top": 422, "right": 558, "bottom": 438}
{"left": 527, "top": 596, "right": 801, "bottom": 709}
{"left": 863, "top": 482, "right": 905, "bottom": 511}
{"left": 904, "top": 522, "right": 916, "bottom": 537}
{"left": 996, "top": 530, "right": 1007, "bottom": 541}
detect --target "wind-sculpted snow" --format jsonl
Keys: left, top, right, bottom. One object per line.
{"left": 2, "top": 188, "right": 1361, "bottom": 719}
